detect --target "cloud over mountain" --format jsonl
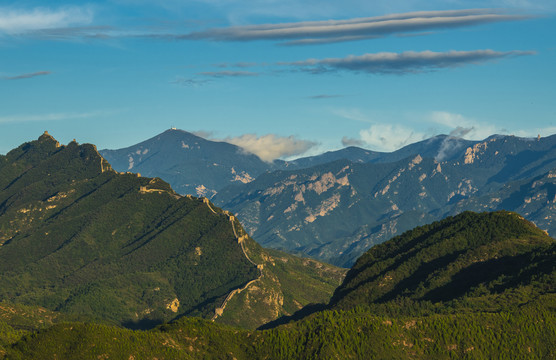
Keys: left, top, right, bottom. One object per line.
{"left": 359, "top": 123, "right": 427, "bottom": 151}
{"left": 224, "top": 134, "right": 316, "bottom": 161}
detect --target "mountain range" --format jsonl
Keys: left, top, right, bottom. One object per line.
{"left": 101, "top": 130, "right": 556, "bottom": 266}
{"left": 0, "top": 133, "right": 345, "bottom": 330}
{"left": 101, "top": 130, "right": 556, "bottom": 267}
{"left": 217, "top": 134, "right": 556, "bottom": 266}
{"left": 99, "top": 129, "right": 479, "bottom": 198}
{"left": 1, "top": 131, "right": 554, "bottom": 358}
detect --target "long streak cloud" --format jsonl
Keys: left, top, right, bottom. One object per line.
{"left": 283, "top": 49, "right": 535, "bottom": 74}
{"left": 183, "top": 9, "right": 532, "bottom": 45}
{"left": 2, "top": 71, "right": 51, "bottom": 80}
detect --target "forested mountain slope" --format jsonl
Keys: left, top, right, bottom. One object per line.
{"left": 0, "top": 133, "right": 344, "bottom": 330}
{"left": 2, "top": 210, "right": 554, "bottom": 359}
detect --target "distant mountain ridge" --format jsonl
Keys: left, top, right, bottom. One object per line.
{"left": 100, "top": 129, "right": 556, "bottom": 266}
{"left": 100, "top": 129, "right": 274, "bottom": 197}
{"left": 215, "top": 134, "right": 556, "bottom": 266}
{"left": 99, "top": 130, "right": 479, "bottom": 198}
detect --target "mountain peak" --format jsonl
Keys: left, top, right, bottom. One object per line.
{"left": 100, "top": 129, "right": 273, "bottom": 197}
{"left": 37, "top": 131, "right": 61, "bottom": 148}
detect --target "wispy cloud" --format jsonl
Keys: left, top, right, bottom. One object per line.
{"left": 338, "top": 110, "right": 513, "bottom": 152}
{"left": 429, "top": 111, "right": 503, "bottom": 139}
{"left": 191, "top": 130, "right": 215, "bottom": 139}
{"left": 307, "top": 94, "right": 343, "bottom": 99}
{"left": 514, "top": 127, "right": 556, "bottom": 138}
{"left": 170, "top": 77, "right": 211, "bottom": 87}
{"left": 331, "top": 108, "right": 373, "bottom": 123}
{"left": 430, "top": 111, "right": 556, "bottom": 139}
{"left": 197, "top": 70, "right": 259, "bottom": 77}
{"left": 434, "top": 127, "right": 476, "bottom": 161}
{"left": 359, "top": 123, "right": 427, "bottom": 151}
{"left": 0, "top": 110, "right": 110, "bottom": 124}
{"left": 2, "top": 71, "right": 51, "bottom": 80}
{"left": 283, "top": 49, "right": 535, "bottom": 75}
{"left": 26, "top": 26, "right": 115, "bottom": 40}
{"left": 214, "top": 62, "right": 260, "bottom": 68}
{"left": 183, "top": 9, "right": 532, "bottom": 45}
{"left": 223, "top": 134, "right": 316, "bottom": 162}
{"left": 0, "top": 6, "right": 94, "bottom": 35}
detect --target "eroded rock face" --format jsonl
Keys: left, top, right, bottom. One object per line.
{"left": 167, "top": 298, "right": 180, "bottom": 313}
{"left": 216, "top": 135, "right": 556, "bottom": 267}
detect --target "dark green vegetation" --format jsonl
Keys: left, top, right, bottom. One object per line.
{"left": 331, "top": 211, "right": 555, "bottom": 313}
{"left": 0, "top": 133, "right": 344, "bottom": 330}
{"left": 1, "top": 210, "right": 554, "bottom": 359}
{"left": 215, "top": 135, "right": 556, "bottom": 266}
{"left": 215, "top": 246, "right": 345, "bottom": 329}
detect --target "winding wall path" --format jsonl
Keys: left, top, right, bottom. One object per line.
{"left": 210, "top": 208, "right": 264, "bottom": 321}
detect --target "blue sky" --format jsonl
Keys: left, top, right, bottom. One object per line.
{"left": 1, "top": 0, "right": 555, "bottom": 160}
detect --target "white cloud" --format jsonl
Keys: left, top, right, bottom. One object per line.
{"left": 428, "top": 111, "right": 556, "bottom": 141}
{"left": 223, "top": 133, "right": 316, "bottom": 162}
{"left": 513, "top": 127, "right": 556, "bottom": 138}
{"left": 0, "top": 6, "right": 94, "bottom": 35}
{"left": 337, "top": 110, "right": 533, "bottom": 153}
{"left": 359, "top": 123, "right": 426, "bottom": 151}
{"left": 331, "top": 108, "right": 373, "bottom": 123}
{"left": 429, "top": 111, "right": 503, "bottom": 139}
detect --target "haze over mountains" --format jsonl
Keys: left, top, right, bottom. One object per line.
{"left": 102, "top": 129, "right": 556, "bottom": 266}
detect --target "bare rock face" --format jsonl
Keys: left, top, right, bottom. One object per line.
{"left": 215, "top": 134, "right": 556, "bottom": 267}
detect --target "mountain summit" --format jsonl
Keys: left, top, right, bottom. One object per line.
{"left": 100, "top": 129, "right": 273, "bottom": 197}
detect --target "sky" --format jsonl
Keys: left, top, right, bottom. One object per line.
{"left": 1, "top": 0, "right": 555, "bottom": 160}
